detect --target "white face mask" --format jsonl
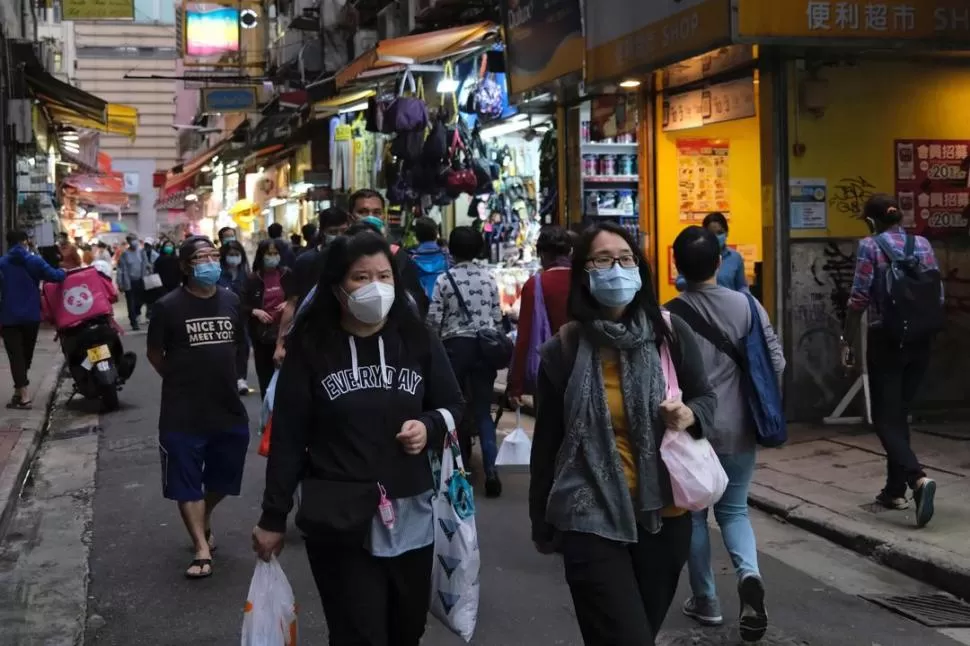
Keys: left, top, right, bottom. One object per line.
{"left": 344, "top": 281, "right": 395, "bottom": 324}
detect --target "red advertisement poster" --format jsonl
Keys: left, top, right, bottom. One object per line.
{"left": 894, "top": 139, "right": 970, "bottom": 238}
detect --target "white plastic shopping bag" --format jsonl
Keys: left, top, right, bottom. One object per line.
{"left": 494, "top": 409, "right": 532, "bottom": 467}
{"left": 430, "top": 410, "right": 480, "bottom": 643}
{"left": 657, "top": 311, "right": 728, "bottom": 511}
{"left": 240, "top": 556, "right": 298, "bottom": 646}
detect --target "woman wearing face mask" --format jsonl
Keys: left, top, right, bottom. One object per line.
{"left": 675, "top": 212, "right": 748, "bottom": 293}
{"left": 153, "top": 240, "right": 183, "bottom": 296}
{"left": 530, "top": 221, "right": 716, "bottom": 645}
{"left": 242, "top": 240, "right": 290, "bottom": 398}
{"left": 218, "top": 241, "right": 251, "bottom": 394}
{"left": 253, "top": 231, "right": 463, "bottom": 646}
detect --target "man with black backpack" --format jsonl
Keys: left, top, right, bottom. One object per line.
{"left": 842, "top": 194, "right": 944, "bottom": 528}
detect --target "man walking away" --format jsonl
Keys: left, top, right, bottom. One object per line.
{"left": 147, "top": 236, "right": 249, "bottom": 579}
{"left": 118, "top": 234, "right": 147, "bottom": 330}
{"left": 0, "top": 230, "right": 66, "bottom": 409}
{"left": 410, "top": 217, "right": 449, "bottom": 301}
{"left": 842, "top": 194, "right": 943, "bottom": 528}
{"left": 667, "top": 226, "right": 785, "bottom": 643}
{"left": 267, "top": 223, "right": 296, "bottom": 269}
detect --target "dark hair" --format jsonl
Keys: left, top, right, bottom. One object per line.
{"left": 7, "top": 230, "right": 27, "bottom": 247}
{"left": 702, "top": 212, "right": 729, "bottom": 233}
{"left": 292, "top": 231, "right": 426, "bottom": 355}
{"left": 178, "top": 236, "right": 216, "bottom": 275}
{"left": 864, "top": 193, "right": 902, "bottom": 227}
{"left": 96, "top": 241, "right": 107, "bottom": 249}
{"left": 219, "top": 240, "right": 248, "bottom": 270}
{"left": 290, "top": 234, "right": 302, "bottom": 246}
{"left": 346, "top": 220, "right": 382, "bottom": 237}
{"left": 319, "top": 207, "right": 352, "bottom": 230}
{"left": 449, "top": 226, "right": 483, "bottom": 262}
{"left": 413, "top": 217, "right": 439, "bottom": 244}
{"left": 349, "top": 188, "right": 385, "bottom": 213}
{"left": 672, "top": 226, "right": 721, "bottom": 284}
{"left": 267, "top": 223, "right": 284, "bottom": 239}
{"left": 567, "top": 222, "right": 673, "bottom": 348}
{"left": 252, "top": 238, "right": 284, "bottom": 273}
{"left": 217, "top": 227, "right": 235, "bottom": 241}
{"left": 302, "top": 222, "right": 318, "bottom": 246}
{"left": 536, "top": 225, "right": 572, "bottom": 259}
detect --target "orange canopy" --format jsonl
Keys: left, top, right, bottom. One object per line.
{"left": 336, "top": 21, "right": 499, "bottom": 88}
{"left": 162, "top": 139, "right": 228, "bottom": 195}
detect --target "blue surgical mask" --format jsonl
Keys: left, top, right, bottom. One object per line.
{"left": 716, "top": 233, "right": 728, "bottom": 250}
{"left": 221, "top": 236, "right": 236, "bottom": 245}
{"left": 263, "top": 255, "right": 280, "bottom": 269}
{"left": 226, "top": 254, "right": 242, "bottom": 267}
{"left": 587, "top": 265, "right": 642, "bottom": 308}
{"left": 192, "top": 261, "right": 222, "bottom": 286}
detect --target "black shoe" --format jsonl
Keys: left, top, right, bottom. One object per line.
{"left": 914, "top": 479, "right": 937, "bottom": 528}
{"left": 738, "top": 574, "right": 768, "bottom": 643}
{"left": 875, "top": 491, "right": 910, "bottom": 510}
{"left": 484, "top": 475, "right": 502, "bottom": 498}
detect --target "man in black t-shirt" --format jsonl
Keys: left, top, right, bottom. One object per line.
{"left": 147, "top": 236, "right": 249, "bottom": 580}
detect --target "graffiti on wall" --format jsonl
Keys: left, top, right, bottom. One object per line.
{"left": 922, "top": 242, "right": 970, "bottom": 405}
{"left": 829, "top": 176, "right": 877, "bottom": 221}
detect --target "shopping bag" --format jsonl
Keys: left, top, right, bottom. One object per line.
{"left": 143, "top": 273, "right": 163, "bottom": 291}
{"left": 258, "top": 371, "right": 279, "bottom": 458}
{"left": 240, "top": 556, "right": 298, "bottom": 646}
{"left": 494, "top": 409, "right": 532, "bottom": 467}
{"left": 657, "top": 311, "right": 728, "bottom": 511}
{"left": 430, "top": 423, "right": 480, "bottom": 642}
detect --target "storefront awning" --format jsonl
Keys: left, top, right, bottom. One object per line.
{"left": 312, "top": 89, "right": 375, "bottom": 118}
{"left": 248, "top": 112, "right": 301, "bottom": 160}
{"left": 335, "top": 21, "right": 499, "bottom": 89}
{"left": 161, "top": 139, "right": 228, "bottom": 195}
{"left": 28, "top": 69, "right": 138, "bottom": 138}
{"left": 62, "top": 173, "right": 128, "bottom": 209}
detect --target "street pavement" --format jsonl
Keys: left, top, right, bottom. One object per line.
{"left": 3, "top": 333, "right": 970, "bottom": 645}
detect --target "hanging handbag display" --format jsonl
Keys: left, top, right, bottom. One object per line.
{"left": 383, "top": 69, "right": 429, "bottom": 134}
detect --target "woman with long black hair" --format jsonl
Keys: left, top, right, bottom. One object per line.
{"left": 241, "top": 239, "right": 290, "bottom": 398}
{"left": 530, "top": 221, "right": 717, "bottom": 645}
{"left": 252, "top": 231, "right": 463, "bottom": 646}
{"left": 218, "top": 240, "right": 251, "bottom": 394}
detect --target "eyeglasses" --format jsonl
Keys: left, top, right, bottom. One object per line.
{"left": 190, "top": 250, "right": 220, "bottom": 264}
{"left": 586, "top": 254, "right": 639, "bottom": 270}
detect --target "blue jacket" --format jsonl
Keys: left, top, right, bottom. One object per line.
{"left": 675, "top": 247, "right": 749, "bottom": 293}
{"left": 0, "top": 245, "right": 66, "bottom": 325}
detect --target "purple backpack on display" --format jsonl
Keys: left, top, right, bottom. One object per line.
{"left": 523, "top": 273, "right": 552, "bottom": 394}
{"left": 383, "top": 70, "right": 429, "bottom": 134}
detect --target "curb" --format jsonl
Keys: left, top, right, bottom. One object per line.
{"left": 0, "top": 357, "right": 65, "bottom": 540}
{"left": 748, "top": 484, "right": 970, "bottom": 601}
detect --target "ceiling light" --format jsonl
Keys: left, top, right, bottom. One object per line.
{"left": 61, "top": 133, "right": 78, "bottom": 141}
{"left": 480, "top": 116, "right": 552, "bottom": 140}
{"left": 84, "top": 187, "right": 93, "bottom": 192}
{"left": 185, "top": 194, "right": 199, "bottom": 202}
{"left": 201, "top": 165, "right": 212, "bottom": 172}
{"left": 338, "top": 101, "right": 368, "bottom": 114}
{"left": 436, "top": 78, "right": 459, "bottom": 93}
{"left": 619, "top": 79, "right": 641, "bottom": 88}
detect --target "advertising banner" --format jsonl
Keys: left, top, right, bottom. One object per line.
{"left": 677, "top": 138, "right": 731, "bottom": 222}
{"left": 589, "top": 93, "right": 638, "bottom": 141}
{"left": 895, "top": 139, "right": 970, "bottom": 238}
{"left": 183, "top": 3, "right": 240, "bottom": 66}
{"left": 662, "top": 77, "right": 756, "bottom": 132}
{"left": 63, "top": 0, "right": 134, "bottom": 20}
{"left": 502, "top": 0, "right": 584, "bottom": 96}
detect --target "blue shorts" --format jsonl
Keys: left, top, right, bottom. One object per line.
{"left": 158, "top": 426, "right": 249, "bottom": 502}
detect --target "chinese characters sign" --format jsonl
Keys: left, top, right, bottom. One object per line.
{"left": 737, "top": 0, "right": 970, "bottom": 40}
{"left": 677, "top": 139, "right": 731, "bottom": 222}
{"left": 662, "top": 78, "right": 756, "bottom": 132}
{"left": 895, "top": 139, "right": 970, "bottom": 238}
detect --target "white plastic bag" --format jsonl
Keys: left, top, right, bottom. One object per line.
{"left": 143, "top": 273, "right": 163, "bottom": 291}
{"left": 240, "top": 557, "right": 298, "bottom": 646}
{"left": 494, "top": 409, "right": 532, "bottom": 467}
{"left": 261, "top": 371, "right": 279, "bottom": 432}
{"left": 430, "top": 424, "right": 480, "bottom": 642}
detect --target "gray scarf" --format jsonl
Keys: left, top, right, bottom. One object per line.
{"left": 562, "top": 310, "right": 666, "bottom": 537}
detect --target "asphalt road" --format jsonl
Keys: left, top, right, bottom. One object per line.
{"left": 4, "top": 332, "right": 970, "bottom": 645}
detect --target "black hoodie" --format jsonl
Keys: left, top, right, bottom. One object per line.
{"left": 258, "top": 323, "right": 463, "bottom": 534}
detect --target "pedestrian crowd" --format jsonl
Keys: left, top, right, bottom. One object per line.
{"left": 0, "top": 186, "right": 944, "bottom": 644}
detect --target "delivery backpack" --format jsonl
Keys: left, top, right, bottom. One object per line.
{"left": 666, "top": 295, "right": 787, "bottom": 448}
{"left": 871, "top": 233, "right": 944, "bottom": 345}
{"left": 410, "top": 248, "right": 449, "bottom": 300}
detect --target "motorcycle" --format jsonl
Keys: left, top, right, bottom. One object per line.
{"left": 59, "top": 314, "right": 136, "bottom": 411}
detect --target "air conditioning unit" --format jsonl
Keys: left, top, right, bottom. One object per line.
{"left": 377, "top": 2, "right": 403, "bottom": 40}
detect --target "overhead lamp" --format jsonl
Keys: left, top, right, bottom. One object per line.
{"left": 84, "top": 187, "right": 93, "bottom": 192}
{"left": 61, "top": 133, "right": 78, "bottom": 141}
{"left": 201, "top": 165, "right": 212, "bottom": 172}
{"left": 63, "top": 144, "right": 80, "bottom": 153}
{"left": 480, "top": 116, "right": 552, "bottom": 140}
{"left": 436, "top": 77, "right": 459, "bottom": 93}
{"left": 619, "top": 79, "right": 642, "bottom": 89}
{"left": 338, "top": 101, "right": 369, "bottom": 114}
{"left": 185, "top": 194, "right": 199, "bottom": 202}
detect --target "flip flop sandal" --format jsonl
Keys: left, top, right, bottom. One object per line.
{"left": 185, "top": 558, "right": 213, "bottom": 580}
{"left": 6, "top": 396, "right": 31, "bottom": 410}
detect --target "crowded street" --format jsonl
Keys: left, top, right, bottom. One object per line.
{"left": 0, "top": 331, "right": 966, "bottom": 646}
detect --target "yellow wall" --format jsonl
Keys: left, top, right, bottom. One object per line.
{"left": 788, "top": 59, "right": 970, "bottom": 239}
{"left": 654, "top": 94, "right": 764, "bottom": 304}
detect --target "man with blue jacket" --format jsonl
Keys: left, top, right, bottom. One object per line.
{"left": 0, "top": 230, "right": 65, "bottom": 409}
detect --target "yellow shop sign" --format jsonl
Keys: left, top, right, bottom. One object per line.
{"left": 737, "top": 0, "right": 970, "bottom": 41}
{"left": 586, "top": 0, "right": 732, "bottom": 84}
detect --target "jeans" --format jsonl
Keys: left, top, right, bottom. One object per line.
{"left": 444, "top": 337, "right": 498, "bottom": 476}
{"left": 688, "top": 450, "right": 760, "bottom": 601}
{"left": 867, "top": 327, "right": 930, "bottom": 498}
{"left": 1, "top": 323, "right": 40, "bottom": 390}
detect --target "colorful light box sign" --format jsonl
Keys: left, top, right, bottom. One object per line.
{"left": 185, "top": 4, "right": 240, "bottom": 58}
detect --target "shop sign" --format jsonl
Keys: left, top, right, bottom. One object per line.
{"left": 589, "top": 93, "right": 639, "bottom": 141}
{"left": 662, "top": 45, "right": 755, "bottom": 90}
{"left": 895, "top": 139, "right": 970, "bottom": 238}
{"left": 502, "top": 0, "right": 584, "bottom": 96}
{"left": 662, "top": 77, "right": 756, "bottom": 132}
{"left": 586, "top": 0, "right": 732, "bottom": 85}
{"left": 63, "top": 0, "right": 134, "bottom": 20}
{"left": 676, "top": 138, "right": 731, "bottom": 222}
{"left": 737, "top": 0, "right": 970, "bottom": 41}
{"left": 790, "top": 178, "right": 829, "bottom": 229}
{"left": 201, "top": 87, "right": 258, "bottom": 113}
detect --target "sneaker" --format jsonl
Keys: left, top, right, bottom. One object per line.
{"left": 738, "top": 574, "right": 768, "bottom": 643}
{"left": 237, "top": 379, "right": 251, "bottom": 395}
{"left": 914, "top": 479, "right": 937, "bottom": 528}
{"left": 875, "top": 492, "right": 910, "bottom": 510}
{"left": 682, "top": 596, "right": 723, "bottom": 626}
{"left": 484, "top": 474, "right": 502, "bottom": 498}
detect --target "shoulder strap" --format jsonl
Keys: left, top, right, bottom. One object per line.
{"left": 903, "top": 233, "right": 916, "bottom": 259}
{"left": 444, "top": 270, "right": 472, "bottom": 322}
{"left": 666, "top": 298, "right": 745, "bottom": 368}
{"left": 559, "top": 322, "right": 581, "bottom": 373}
{"left": 871, "top": 233, "right": 902, "bottom": 264}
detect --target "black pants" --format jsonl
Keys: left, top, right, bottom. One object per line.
{"left": 867, "top": 328, "right": 930, "bottom": 498}
{"left": 125, "top": 279, "right": 145, "bottom": 326}
{"left": 251, "top": 340, "right": 276, "bottom": 399}
{"left": 1, "top": 323, "right": 40, "bottom": 390}
{"left": 562, "top": 514, "right": 692, "bottom": 646}
{"left": 305, "top": 538, "right": 433, "bottom": 646}
{"left": 443, "top": 337, "right": 498, "bottom": 475}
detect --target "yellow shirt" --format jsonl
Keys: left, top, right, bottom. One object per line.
{"left": 601, "top": 357, "right": 686, "bottom": 518}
